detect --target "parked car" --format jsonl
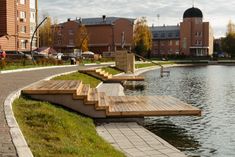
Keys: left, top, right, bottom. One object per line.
{"left": 82, "top": 51, "right": 95, "bottom": 59}
{"left": 6, "top": 51, "right": 32, "bottom": 60}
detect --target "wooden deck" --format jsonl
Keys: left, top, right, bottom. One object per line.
{"left": 22, "top": 80, "right": 201, "bottom": 118}
{"left": 107, "top": 96, "right": 201, "bottom": 116}
{"left": 79, "top": 68, "right": 144, "bottom": 82}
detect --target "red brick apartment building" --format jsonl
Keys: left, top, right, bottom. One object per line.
{"left": 151, "top": 7, "right": 214, "bottom": 57}
{"left": 53, "top": 16, "right": 135, "bottom": 54}
{"left": 0, "top": 0, "right": 38, "bottom": 52}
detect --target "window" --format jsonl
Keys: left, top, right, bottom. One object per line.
{"left": 21, "top": 26, "right": 26, "bottom": 33}
{"left": 69, "top": 39, "right": 74, "bottom": 45}
{"left": 20, "top": 11, "right": 26, "bottom": 19}
{"left": 20, "top": 0, "right": 26, "bottom": 4}
{"left": 169, "top": 40, "right": 172, "bottom": 46}
{"left": 176, "top": 40, "right": 179, "bottom": 46}
{"left": 21, "top": 40, "right": 27, "bottom": 49}
{"left": 68, "top": 30, "right": 74, "bottom": 35}
{"left": 30, "top": 12, "right": 35, "bottom": 21}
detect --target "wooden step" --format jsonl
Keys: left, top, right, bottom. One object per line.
{"left": 96, "top": 92, "right": 110, "bottom": 110}
{"left": 86, "top": 88, "right": 99, "bottom": 104}
{"left": 98, "top": 70, "right": 106, "bottom": 75}
{"left": 95, "top": 69, "right": 102, "bottom": 73}
{"left": 75, "top": 84, "right": 90, "bottom": 99}
{"left": 22, "top": 80, "right": 82, "bottom": 94}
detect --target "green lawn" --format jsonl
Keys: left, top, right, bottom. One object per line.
{"left": 135, "top": 63, "right": 157, "bottom": 69}
{"left": 102, "top": 67, "right": 123, "bottom": 75}
{"left": 13, "top": 97, "right": 125, "bottom": 157}
{"left": 53, "top": 72, "right": 101, "bottom": 88}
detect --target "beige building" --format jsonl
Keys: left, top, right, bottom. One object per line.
{"left": 151, "top": 7, "right": 214, "bottom": 57}
{"left": 0, "top": 0, "right": 38, "bottom": 52}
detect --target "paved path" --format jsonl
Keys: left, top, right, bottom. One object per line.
{"left": 0, "top": 66, "right": 80, "bottom": 157}
{"left": 97, "top": 123, "right": 187, "bottom": 157}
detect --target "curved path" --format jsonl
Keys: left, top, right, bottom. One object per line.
{"left": 0, "top": 65, "right": 83, "bottom": 156}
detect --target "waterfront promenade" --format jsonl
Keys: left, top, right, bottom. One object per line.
{"left": 0, "top": 66, "right": 79, "bottom": 156}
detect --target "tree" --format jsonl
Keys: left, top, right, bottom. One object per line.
{"left": 222, "top": 20, "right": 235, "bottom": 58}
{"left": 76, "top": 24, "right": 89, "bottom": 52}
{"left": 39, "top": 15, "right": 53, "bottom": 47}
{"left": 133, "top": 17, "right": 152, "bottom": 57}
{"left": 227, "top": 20, "right": 235, "bottom": 34}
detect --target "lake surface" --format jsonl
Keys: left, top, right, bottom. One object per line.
{"left": 124, "top": 65, "right": 235, "bottom": 157}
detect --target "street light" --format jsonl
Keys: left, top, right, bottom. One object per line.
{"left": 30, "top": 17, "right": 48, "bottom": 64}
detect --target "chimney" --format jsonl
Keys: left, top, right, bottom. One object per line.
{"left": 102, "top": 15, "right": 106, "bottom": 22}
{"left": 79, "top": 17, "right": 82, "bottom": 23}
{"left": 67, "top": 18, "right": 71, "bottom": 22}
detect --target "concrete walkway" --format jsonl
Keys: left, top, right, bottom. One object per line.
{"left": 0, "top": 65, "right": 80, "bottom": 157}
{"left": 97, "top": 123, "right": 187, "bottom": 157}
{"left": 96, "top": 83, "right": 187, "bottom": 157}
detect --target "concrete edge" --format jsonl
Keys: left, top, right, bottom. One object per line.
{"left": 84, "top": 62, "right": 115, "bottom": 66}
{"left": 0, "top": 65, "right": 77, "bottom": 74}
{"left": 96, "top": 82, "right": 103, "bottom": 89}
{"left": 4, "top": 89, "right": 34, "bottom": 157}
{"left": 3, "top": 69, "right": 80, "bottom": 157}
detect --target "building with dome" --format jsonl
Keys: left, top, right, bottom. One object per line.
{"left": 151, "top": 7, "right": 214, "bottom": 57}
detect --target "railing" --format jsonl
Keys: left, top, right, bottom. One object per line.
{"left": 132, "top": 53, "right": 170, "bottom": 77}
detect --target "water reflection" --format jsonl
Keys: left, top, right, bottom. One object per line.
{"left": 125, "top": 65, "right": 235, "bottom": 157}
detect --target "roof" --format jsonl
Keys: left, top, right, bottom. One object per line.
{"left": 151, "top": 25, "right": 180, "bottom": 40}
{"left": 183, "top": 7, "right": 203, "bottom": 18}
{"left": 75, "top": 17, "right": 135, "bottom": 26}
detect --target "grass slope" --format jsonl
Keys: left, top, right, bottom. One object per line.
{"left": 13, "top": 97, "right": 125, "bottom": 157}
{"left": 102, "top": 67, "right": 122, "bottom": 75}
{"left": 53, "top": 72, "right": 101, "bottom": 88}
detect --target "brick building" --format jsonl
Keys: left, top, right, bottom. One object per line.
{"left": 53, "top": 16, "right": 135, "bottom": 54}
{"left": 0, "top": 0, "right": 38, "bottom": 52}
{"left": 151, "top": 7, "right": 214, "bottom": 57}
{"left": 151, "top": 25, "right": 180, "bottom": 56}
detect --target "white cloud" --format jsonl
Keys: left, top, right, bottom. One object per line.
{"left": 39, "top": 0, "right": 235, "bottom": 37}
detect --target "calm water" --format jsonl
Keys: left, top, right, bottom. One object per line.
{"left": 124, "top": 65, "right": 235, "bottom": 157}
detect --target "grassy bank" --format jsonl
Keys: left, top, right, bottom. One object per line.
{"left": 53, "top": 72, "right": 101, "bottom": 88}
{"left": 102, "top": 67, "right": 122, "bottom": 75}
{"left": 13, "top": 97, "right": 125, "bottom": 157}
{"left": 135, "top": 63, "right": 156, "bottom": 69}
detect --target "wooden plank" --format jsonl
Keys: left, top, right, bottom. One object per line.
{"left": 107, "top": 96, "right": 201, "bottom": 117}
{"left": 22, "top": 80, "right": 82, "bottom": 94}
{"left": 86, "top": 88, "right": 99, "bottom": 104}
{"left": 76, "top": 84, "right": 90, "bottom": 99}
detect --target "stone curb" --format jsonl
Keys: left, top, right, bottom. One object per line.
{"left": 0, "top": 65, "right": 77, "bottom": 74}
{"left": 4, "top": 89, "right": 34, "bottom": 157}
{"left": 84, "top": 62, "right": 115, "bottom": 66}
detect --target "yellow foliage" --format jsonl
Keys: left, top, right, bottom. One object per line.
{"left": 76, "top": 24, "right": 89, "bottom": 52}
{"left": 39, "top": 16, "right": 53, "bottom": 47}
{"left": 133, "top": 17, "right": 152, "bottom": 55}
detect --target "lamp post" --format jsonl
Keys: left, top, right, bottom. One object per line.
{"left": 30, "top": 17, "right": 48, "bottom": 64}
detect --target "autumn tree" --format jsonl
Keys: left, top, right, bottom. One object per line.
{"left": 133, "top": 17, "right": 152, "bottom": 57}
{"left": 222, "top": 20, "right": 235, "bottom": 57}
{"left": 39, "top": 15, "right": 53, "bottom": 47}
{"left": 76, "top": 24, "right": 89, "bottom": 52}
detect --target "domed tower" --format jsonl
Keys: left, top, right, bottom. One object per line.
{"left": 183, "top": 7, "right": 203, "bottom": 19}
{"left": 180, "top": 7, "right": 213, "bottom": 56}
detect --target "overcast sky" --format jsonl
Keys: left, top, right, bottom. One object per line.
{"left": 38, "top": 0, "right": 235, "bottom": 38}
